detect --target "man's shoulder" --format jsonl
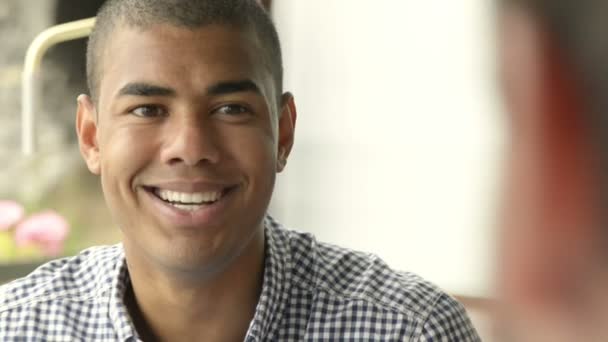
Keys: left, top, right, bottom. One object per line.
{"left": 271, "top": 224, "right": 479, "bottom": 340}
{"left": 288, "top": 229, "right": 447, "bottom": 318}
{"left": 0, "top": 244, "right": 122, "bottom": 313}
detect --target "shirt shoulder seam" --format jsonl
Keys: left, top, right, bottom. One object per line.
{"left": 291, "top": 276, "right": 438, "bottom": 320}
{"left": 0, "top": 285, "right": 111, "bottom": 314}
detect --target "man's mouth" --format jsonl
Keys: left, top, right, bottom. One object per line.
{"left": 146, "top": 187, "right": 229, "bottom": 212}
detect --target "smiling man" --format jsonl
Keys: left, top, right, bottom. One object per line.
{"left": 0, "top": 1, "right": 479, "bottom": 341}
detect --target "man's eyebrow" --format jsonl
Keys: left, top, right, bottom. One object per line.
{"left": 206, "top": 80, "right": 262, "bottom": 96}
{"left": 117, "top": 83, "right": 176, "bottom": 97}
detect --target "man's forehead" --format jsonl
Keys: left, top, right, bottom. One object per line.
{"left": 103, "top": 23, "right": 259, "bottom": 75}
{"left": 108, "top": 20, "right": 261, "bottom": 48}
{"left": 97, "top": 22, "right": 274, "bottom": 99}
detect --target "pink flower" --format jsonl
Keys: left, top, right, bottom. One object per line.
{"left": 15, "top": 211, "right": 70, "bottom": 257}
{"left": 0, "top": 200, "right": 25, "bottom": 231}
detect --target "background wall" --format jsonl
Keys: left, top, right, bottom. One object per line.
{"left": 270, "top": 0, "right": 503, "bottom": 298}
{"left": 1, "top": 0, "right": 503, "bottom": 300}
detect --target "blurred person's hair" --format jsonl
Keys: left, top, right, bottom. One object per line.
{"left": 86, "top": 0, "right": 283, "bottom": 104}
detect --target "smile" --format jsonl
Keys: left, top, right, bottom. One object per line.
{"left": 153, "top": 188, "right": 224, "bottom": 211}
{"left": 144, "top": 184, "right": 235, "bottom": 213}
{"left": 141, "top": 182, "right": 238, "bottom": 227}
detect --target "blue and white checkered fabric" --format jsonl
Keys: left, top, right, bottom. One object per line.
{"left": 0, "top": 216, "right": 480, "bottom": 341}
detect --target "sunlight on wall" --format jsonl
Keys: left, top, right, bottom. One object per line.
{"left": 270, "top": 0, "right": 504, "bottom": 297}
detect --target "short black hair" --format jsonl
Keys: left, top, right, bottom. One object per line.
{"left": 86, "top": 0, "right": 283, "bottom": 103}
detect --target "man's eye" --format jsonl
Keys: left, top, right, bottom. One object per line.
{"left": 214, "top": 104, "right": 250, "bottom": 116}
{"left": 130, "top": 105, "right": 167, "bottom": 118}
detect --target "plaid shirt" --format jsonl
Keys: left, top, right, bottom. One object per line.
{"left": 0, "top": 216, "right": 480, "bottom": 341}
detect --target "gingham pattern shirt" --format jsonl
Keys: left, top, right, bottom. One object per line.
{"left": 0, "top": 216, "right": 480, "bottom": 341}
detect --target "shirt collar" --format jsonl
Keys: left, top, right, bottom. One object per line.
{"left": 245, "top": 216, "right": 292, "bottom": 341}
{"left": 106, "top": 216, "right": 291, "bottom": 342}
{"left": 107, "top": 246, "right": 140, "bottom": 342}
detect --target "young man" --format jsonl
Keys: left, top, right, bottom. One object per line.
{"left": 0, "top": 1, "right": 479, "bottom": 340}
{"left": 497, "top": 0, "right": 608, "bottom": 340}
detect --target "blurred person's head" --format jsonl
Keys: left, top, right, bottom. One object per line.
{"left": 497, "top": 0, "right": 608, "bottom": 340}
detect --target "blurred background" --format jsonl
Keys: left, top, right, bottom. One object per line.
{"left": 0, "top": 0, "right": 502, "bottom": 338}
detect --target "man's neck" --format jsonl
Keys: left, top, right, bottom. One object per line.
{"left": 124, "top": 231, "right": 265, "bottom": 342}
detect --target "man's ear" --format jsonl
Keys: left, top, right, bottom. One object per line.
{"left": 76, "top": 94, "right": 101, "bottom": 175}
{"left": 276, "top": 92, "right": 297, "bottom": 172}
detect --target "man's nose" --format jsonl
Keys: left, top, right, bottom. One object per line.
{"left": 160, "top": 118, "right": 221, "bottom": 167}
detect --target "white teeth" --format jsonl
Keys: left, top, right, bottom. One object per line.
{"left": 154, "top": 189, "right": 223, "bottom": 204}
{"left": 202, "top": 192, "right": 217, "bottom": 202}
{"left": 172, "top": 204, "right": 203, "bottom": 211}
{"left": 180, "top": 193, "right": 191, "bottom": 203}
{"left": 191, "top": 193, "right": 204, "bottom": 203}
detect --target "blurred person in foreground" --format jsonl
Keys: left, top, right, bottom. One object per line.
{"left": 498, "top": 0, "right": 608, "bottom": 340}
{"left": 0, "top": 0, "right": 479, "bottom": 340}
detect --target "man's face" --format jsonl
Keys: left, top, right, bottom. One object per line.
{"left": 77, "top": 23, "right": 294, "bottom": 275}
